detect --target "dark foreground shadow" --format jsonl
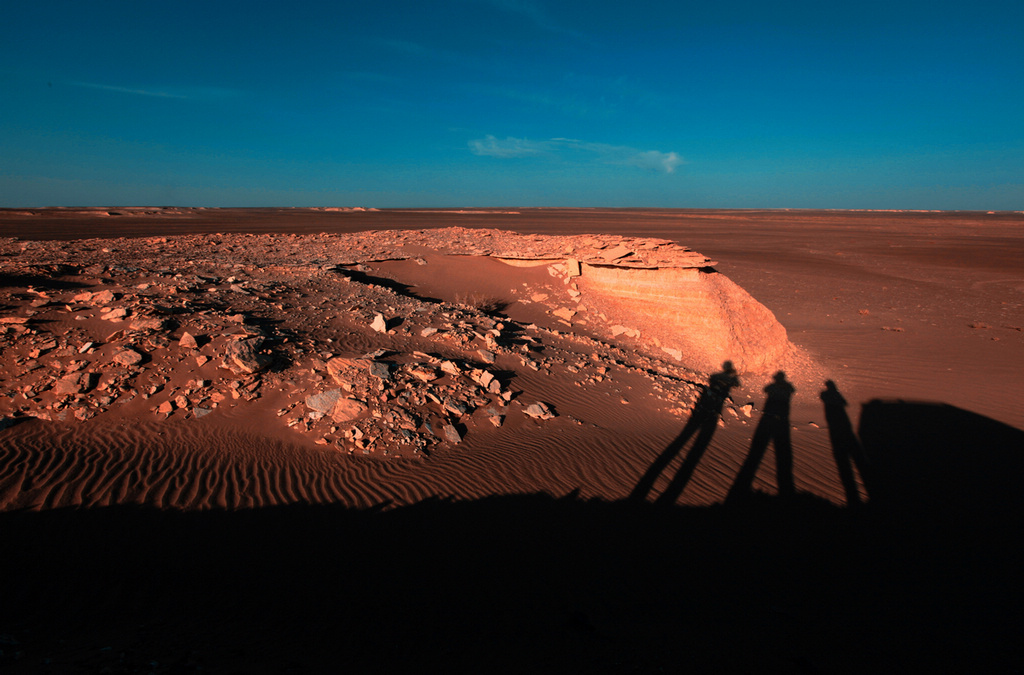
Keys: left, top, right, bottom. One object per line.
{"left": 859, "top": 399, "right": 1024, "bottom": 523}
{"left": 0, "top": 272, "right": 89, "bottom": 291}
{"left": 1, "top": 403, "right": 1022, "bottom": 674}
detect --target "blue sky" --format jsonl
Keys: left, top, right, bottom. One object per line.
{"left": 2, "top": 0, "right": 1022, "bottom": 208}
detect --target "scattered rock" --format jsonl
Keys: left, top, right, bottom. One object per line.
{"left": 553, "top": 307, "right": 576, "bottom": 321}
{"left": 473, "top": 370, "right": 495, "bottom": 389}
{"left": 610, "top": 325, "right": 640, "bottom": 338}
{"left": 326, "top": 357, "right": 355, "bottom": 384}
{"left": 485, "top": 407, "right": 505, "bottom": 427}
{"left": 601, "top": 244, "right": 634, "bottom": 261}
{"left": 443, "top": 397, "right": 469, "bottom": 417}
{"left": 92, "top": 289, "right": 116, "bottom": 304}
{"left": 53, "top": 373, "right": 86, "bottom": 396}
{"left": 223, "top": 337, "right": 270, "bottom": 374}
{"left": 408, "top": 365, "right": 440, "bottom": 382}
{"left": 524, "top": 402, "right": 557, "bottom": 420}
{"left": 0, "top": 226, "right": 756, "bottom": 463}
{"left": 100, "top": 307, "right": 129, "bottom": 321}
{"left": 661, "top": 346, "right": 683, "bottom": 360}
{"left": 367, "top": 361, "right": 390, "bottom": 380}
{"left": 112, "top": 348, "right": 144, "bottom": 367}
{"left": 306, "top": 389, "right": 343, "bottom": 414}
{"left": 130, "top": 316, "right": 166, "bottom": 331}
{"left": 331, "top": 398, "right": 368, "bottom": 422}
{"left": 441, "top": 423, "right": 462, "bottom": 443}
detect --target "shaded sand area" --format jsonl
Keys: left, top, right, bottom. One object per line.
{"left": 1, "top": 208, "right": 1022, "bottom": 673}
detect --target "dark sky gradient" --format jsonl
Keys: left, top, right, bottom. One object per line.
{"left": 2, "top": 0, "right": 1022, "bottom": 208}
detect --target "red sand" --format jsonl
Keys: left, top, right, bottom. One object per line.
{"left": 1, "top": 207, "right": 1022, "bottom": 673}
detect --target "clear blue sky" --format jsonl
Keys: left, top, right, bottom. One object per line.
{"left": 2, "top": 0, "right": 1022, "bottom": 209}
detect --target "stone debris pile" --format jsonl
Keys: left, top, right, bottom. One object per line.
{"left": 0, "top": 229, "right": 726, "bottom": 459}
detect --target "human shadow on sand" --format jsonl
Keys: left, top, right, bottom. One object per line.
{"left": 726, "top": 371, "right": 796, "bottom": 502}
{"left": 1, "top": 399, "right": 1023, "bottom": 673}
{"left": 820, "top": 380, "right": 871, "bottom": 505}
{"left": 628, "top": 361, "right": 739, "bottom": 505}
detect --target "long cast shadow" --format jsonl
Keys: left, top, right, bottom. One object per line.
{"left": 333, "top": 266, "right": 444, "bottom": 304}
{"left": 2, "top": 401, "right": 1024, "bottom": 672}
{"left": 727, "top": 371, "right": 796, "bottom": 502}
{"left": 820, "top": 380, "right": 871, "bottom": 505}
{"left": 629, "top": 362, "right": 739, "bottom": 504}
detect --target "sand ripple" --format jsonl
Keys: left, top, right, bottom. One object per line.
{"left": 0, "top": 407, "right": 861, "bottom": 513}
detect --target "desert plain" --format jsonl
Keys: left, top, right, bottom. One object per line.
{"left": 0, "top": 207, "right": 1021, "bottom": 673}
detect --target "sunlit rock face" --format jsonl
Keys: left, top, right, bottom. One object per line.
{"left": 576, "top": 263, "right": 791, "bottom": 373}
{"left": 483, "top": 230, "right": 792, "bottom": 373}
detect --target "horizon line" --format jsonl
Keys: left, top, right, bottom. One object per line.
{"left": 2, "top": 206, "right": 1021, "bottom": 215}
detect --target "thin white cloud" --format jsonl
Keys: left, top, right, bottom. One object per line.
{"left": 625, "top": 150, "right": 684, "bottom": 173}
{"left": 368, "top": 37, "right": 465, "bottom": 66}
{"left": 73, "top": 82, "right": 240, "bottom": 100}
{"left": 469, "top": 135, "right": 547, "bottom": 158}
{"left": 469, "top": 135, "right": 685, "bottom": 173}
{"left": 75, "top": 82, "right": 187, "bottom": 99}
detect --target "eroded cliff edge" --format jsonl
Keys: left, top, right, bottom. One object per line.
{"left": 0, "top": 226, "right": 798, "bottom": 461}
{"left": 2, "top": 226, "right": 794, "bottom": 374}
{"left": 464, "top": 229, "right": 791, "bottom": 372}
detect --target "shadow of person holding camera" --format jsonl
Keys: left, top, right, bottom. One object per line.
{"left": 630, "top": 361, "right": 740, "bottom": 504}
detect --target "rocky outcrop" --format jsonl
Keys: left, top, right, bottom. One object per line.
{"left": 222, "top": 337, "right": 271, "bottom": 375}
{"left": 490, "top": 235, "right": 790, "bottom": 372}
{"left": 0, "top": 226, "right": 780, "bottom": 458}
{"left": 575, "top": 264, "right": 789, "bottom": 372}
